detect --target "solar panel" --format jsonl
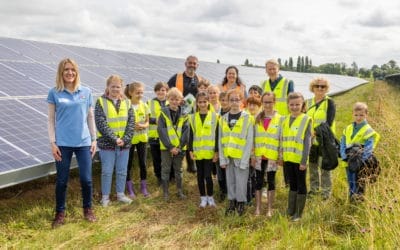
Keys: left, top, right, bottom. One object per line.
{"left": 0, "top": 36, "right": 367, "bottom": 188}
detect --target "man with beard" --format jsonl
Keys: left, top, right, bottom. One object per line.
{"left": 167, "top": 55, "right": 203, "bottom": 173}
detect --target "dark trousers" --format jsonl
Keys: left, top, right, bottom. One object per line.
{"left": 149, "top": 141, "right": 162, "bottom": 180}
{"left": 256, "top": 159, "right": 277, "bottom": 191}
{"left": 55, "top": 146, "right": 92, "bottom": 212}
{"left": 196, "top": 159, "right": 214, "bottom": 196}
{"left": 127, "top": 142, "right": 148, "bottom": 181}
{"left": 285, "top": 161, "right": 307, "bottom": 194}
{"left": 247, "top": 167, "right": 256, "bottom": 202}
{"left": 216, "top": 163, "right": 227, "bottom": 194}
{"left": 283, "top": 163, "right": 291, "bottom": 186}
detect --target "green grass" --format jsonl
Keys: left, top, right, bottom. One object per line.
{"left": 1, "top": 81, "right": 400, "bottom": 249}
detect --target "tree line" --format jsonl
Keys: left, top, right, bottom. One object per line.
{"left": 241, "top": 57, "right": 400, "bottom": 80}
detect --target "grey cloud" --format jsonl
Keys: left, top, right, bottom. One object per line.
{"left": 283, "top": 21, "right": 305, "bottom": 32}
{"left": 357, "top": 9, "right": 400, "bottom": 27}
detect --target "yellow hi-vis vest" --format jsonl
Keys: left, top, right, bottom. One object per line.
{"left": 220, "top": 112, "right": 254, "bottom": 159}
{"left": 147, "top": 99, "right": 167, "bottom": 139}
{"left": 189, "top": 111, "right": 217, "bottom": 160}
{"left": 262, "top": 78, "right": 290, "bottom": 116}
{"left": 254, "top": 113, "right": 284, "bottom": 160}
{"left": 282, "top": 113, "right": 312, "bottom": 163}
{"left": 306, "top": 96, "right": 336, "bottom": 144}
{"left": 131, "top": 101, "right": 149, "bottom": 144}
{"left": 343, "top": 123, "right": 380, "bottom": 149}
{"left": 159, "top": 111, "right": 188, "bottom": 150}
{"left": 97, "top": 97, "right": 130, "bottom": 139}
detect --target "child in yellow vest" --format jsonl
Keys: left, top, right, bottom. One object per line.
{"left": 158, "top": 87, "right": 190, "bottom": 201}
{"left": 252, "top": 92, "right": 284, "bottom": 217}
{"left": 125, "top": 82, "right": 151, "bottom": 198}
{"left": 282, "top": 92, "right": 312, "bottom": 221}
{"left": 148, "top": 82, "right": 169, "bottom": 185}
{"left": 340, "top": 102, "right": 380, "bottom": 202}
{"left": 189, "top": 92, "right": 218, "bottom": 207}
{"left": 219, "top": 89, "right": 254, "bottom": 216}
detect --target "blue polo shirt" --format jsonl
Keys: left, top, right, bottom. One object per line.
{"left": 47, "top": 86, "right": 93, "bottom": 147}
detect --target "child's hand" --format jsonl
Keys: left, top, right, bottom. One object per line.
{"left": 250, "top": 156, "right": 256, "bottom": 168}
{"left": 299, "top": 164, "right": 307, "bottom": 171}
{"left": 212, "top": 152, "right": 219, "bottom": 163}
{"left": 189, "top": 151, "right": 195, "bottom": 160}
{"left": 220, "top": 164, "right": 227, "bottom": 169}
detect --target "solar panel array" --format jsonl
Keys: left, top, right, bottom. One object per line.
{"left": 0, "top": 37, "right": 367, "bottom": 188}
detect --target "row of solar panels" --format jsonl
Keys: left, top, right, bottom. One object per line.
{"left": 0, "top": 37, "right": 367, "bottom": 188}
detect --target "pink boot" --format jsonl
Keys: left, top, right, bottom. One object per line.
{"left": 126, "top": 180, "right": 136, "bottom": 198}
{"left": 140, "top": 180, "right": 150, "bottom": 197}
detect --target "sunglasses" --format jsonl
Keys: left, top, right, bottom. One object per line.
{"left": 314, "top": 85, "right": 327, "bottom": 89}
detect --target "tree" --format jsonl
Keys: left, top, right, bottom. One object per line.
{"left": 296, "top": 56, "right": 301, "bottom": 72}
{"left": 244, "top": 59, "right": 249, "bottom": 66}
{"left": 304, "top": 56, "right": 308, "bottom": 72}
{"left": 278, "top": 58, "right": 282, "bottom": 67}
{"left": 284, "top": 60, "right": 288, "bottom": 69}
{"left": 388, "top": 60, "right": 397, "bottom": 69}
{"left": 359, "top": 67, "right": 371, "bottom": 79}
{"left": 301, "top": 56, "right": 305, "bottom": 72}
{"left": 217, "top": 59, "right": 220, "bottom": 64}
{"left": 289, "top": 57, "right": 293, "bottom": 70}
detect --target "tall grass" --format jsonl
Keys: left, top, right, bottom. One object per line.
{"left": 0, "top": 81, "right": 399, "bottom": 249}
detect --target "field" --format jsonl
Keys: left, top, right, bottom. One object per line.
{"left": 1, "top": 81, "right": 399, "bottom": 249}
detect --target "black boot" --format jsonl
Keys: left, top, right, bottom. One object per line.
{"left": 225, "top": 200, "right": 236, "bottom": 215}
{"left": 176, "top": 176, "right": 186, "bottom": 199}
{"left": 237, "top": 202, "right": 245, "bottom": 216}
{"left": 287, "top": 191, "right": 297, "bottom": 217}
{"left": 292, "top": 194, "right": 307, "bottom": 222}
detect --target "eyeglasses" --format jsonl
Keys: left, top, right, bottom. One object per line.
{"left": 263, "top": 101, "right": 274, "bottom": 104}
{"left": 229, "top": 99, "right": 241, "bottom": 103}
{"left": 314, "top": 85, "right": 327, "bottom": 89}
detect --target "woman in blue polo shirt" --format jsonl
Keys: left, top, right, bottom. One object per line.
{"left": 47, "top": 58, "right": 97, "bottom": 228}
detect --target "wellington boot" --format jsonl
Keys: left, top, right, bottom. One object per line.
{"left": 292, "top": 194, "right": 307, "bottom": 222}
{"left": 287, "top": 191, "right": 297, "bottom": 217}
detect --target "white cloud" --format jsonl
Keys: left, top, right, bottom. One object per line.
{"left": 0, "top": 0, "right": 399, "bottom": 68}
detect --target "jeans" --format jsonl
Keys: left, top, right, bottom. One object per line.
{"left": 99, "top": 147, "right": 130, "bottom": 195}
{"left": 55, "top": 146, "right": 92, "bottom": 212}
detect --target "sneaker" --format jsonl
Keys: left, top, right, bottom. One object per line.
{"left": 117, "top": 193, "right": 133, "bottom": 204}
{"left": 199, "top": 196, "right": 208, "bottom": 208}
{"left": 52, "top": 211, "right": 65, "bottom": 228}
{"left": 207, "top": 196, "right": 216, "bottom": 207}
{"left": 101, "top": 195, "right": 110, "bottom": 207}
{"left": 83, "top": 208, "right": 96, "bottom": 222}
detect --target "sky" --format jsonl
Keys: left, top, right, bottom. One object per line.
{"left": 0, "top": 0, "right": 399, "bottom": 68}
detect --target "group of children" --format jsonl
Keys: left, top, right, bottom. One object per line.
{"left": 96, "top": 75, "right": 380, "bottom": 221}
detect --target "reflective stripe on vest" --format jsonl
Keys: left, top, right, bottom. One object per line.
{"left": 97, "top": 97, "right": 130, "bottom": 139}
{"left": 262, "top": 78, "right": 289, "bottom": 116}
{"left": 254, "top": 113, "right": 284, "bottom": 160}
{"left": 189, "top": 111, "right": 217, "bottom": 160}
{"left": 148, "top": 99, "right": 167, "bottom": 138}
{"left": 131, "top": 101, "right": 149, "bottom": 144}
{"left": 343, "top": 123, "right": 380, "bottom": 149}
{"left": 306, "top": 96, "right": 336, "bottom": 144}
{"left": 220, "top": 112, "right": 253, "bottom": 158}
{"left": 282, "top": 114, "right": 311, "bottom": 163}
{"left": 159, "top": 111, "right": 188, "bottom": 150}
